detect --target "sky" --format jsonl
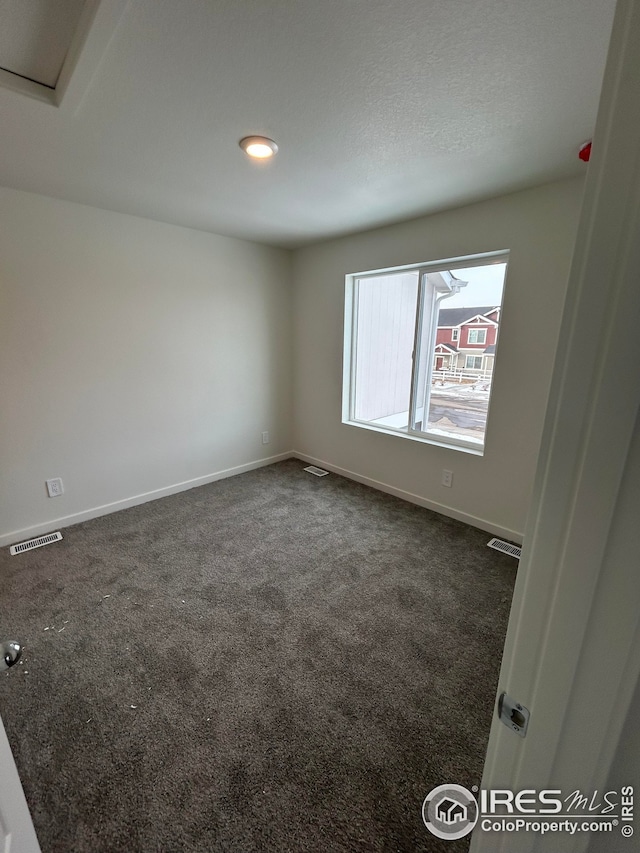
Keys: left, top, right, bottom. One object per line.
{"left": 444, "top": 262, "right": 507, "bottom": 308}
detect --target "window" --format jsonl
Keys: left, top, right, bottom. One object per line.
{"left": 467, "top": 328, "right": 487, "bottom": 344}
{"left": 465, "top": 355, "right": 484, "bottom": 370}
{"left": 343, "top": 252, "right": 508, "bottom": 453}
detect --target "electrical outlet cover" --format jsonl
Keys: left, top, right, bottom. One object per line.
{"left": 46, "top": 478, "right": 64, "bottom": 497}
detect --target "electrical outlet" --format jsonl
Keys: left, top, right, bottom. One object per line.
{"left": 261, "top": 431, "right": 270, "bottom": 445}
{"left": 46, "top": 478, "right": 64, "bottom": 498}
{"left": 441, "top": 469, "right": 453, "bottom": 488}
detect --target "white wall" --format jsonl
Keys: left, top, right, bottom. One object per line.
{"left": 0, "top": 187, "right": 292, "bottom": 545}
{"left": 0, "top": 177, "right": 584, "bottom": 546}
{"left": 292, "top": 178, "right": 584, "bottom": 540}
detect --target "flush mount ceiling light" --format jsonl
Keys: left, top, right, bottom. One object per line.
{"left": 239, "top": 136, "right": 278, "bottom": 159}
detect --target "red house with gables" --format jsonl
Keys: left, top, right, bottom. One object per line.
{"left": 434, "top": 306, "right": 500, "bottom": 375}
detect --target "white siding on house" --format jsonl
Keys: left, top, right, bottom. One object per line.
{"left": 353, "top": 272, "right": 417, "bottom": 423}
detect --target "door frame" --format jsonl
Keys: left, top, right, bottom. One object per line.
{"left": 472, "top": 1, "right": 640, "bottom": 850}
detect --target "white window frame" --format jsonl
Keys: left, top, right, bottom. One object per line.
{"left": 451, "top": 328, "right": 459, "bottom": 341}
{"left": 464, "top": 355, "right": 484, "bottom": 370}
{"left": 467, "top": 328, "right": 487, "bottom": 344}
{"left": 342, "top": 250, "right": 508, "bottom": 455}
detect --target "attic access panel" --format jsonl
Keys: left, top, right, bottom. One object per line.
{"left": 0, "top": 0, "right": 127, "bottom": 108}
{"left": 0, "top": 0, "right": 87, "bottom": 88}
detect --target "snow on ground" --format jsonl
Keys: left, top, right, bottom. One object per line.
{"left": 431, "top": 381, "right": 491, "bottom": 401}
{"left": 425, "top": 426, "right": 483, "bottom": 444}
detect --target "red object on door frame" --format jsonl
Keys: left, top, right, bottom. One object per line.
{"left": 579, "top": 141, "right": 592, "bottom": 162}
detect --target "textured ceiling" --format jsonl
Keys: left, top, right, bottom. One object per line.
{"left": 0, "top": 0, "right": 616, "bottom": 247}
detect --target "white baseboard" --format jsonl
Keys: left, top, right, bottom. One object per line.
{"left": 1, "top": 452, "right": 294, "bottom": 549}
{"left": 2, "top": 450, "right": 523, "bottom": 550}
{"left": 292, "top": 450, "right": 523, "bottom": 545}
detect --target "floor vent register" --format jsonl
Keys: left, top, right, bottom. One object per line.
{"left": 10, "top": 531, "right": 63, "bottom": 556}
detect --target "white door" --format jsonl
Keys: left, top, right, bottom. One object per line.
{"left": 1, "top": 649, "right": 41, "bottom": 853}
{"left": 0, "top": 714, "right": 41, "bottom": 853}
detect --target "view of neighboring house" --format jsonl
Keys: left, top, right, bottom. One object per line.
{"left": 351, "top": 270, "right": 503, "bottom": 438}
{"left": 435, "top": 306, "right": 500, "bottom": 377}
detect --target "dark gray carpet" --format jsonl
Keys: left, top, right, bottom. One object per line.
{"left": 0, "top": 459, "right": 516, "bottom": 852}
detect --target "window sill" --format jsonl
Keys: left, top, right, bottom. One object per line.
{"left": 342, "top": 418, "right": 485, "bottom": 456}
